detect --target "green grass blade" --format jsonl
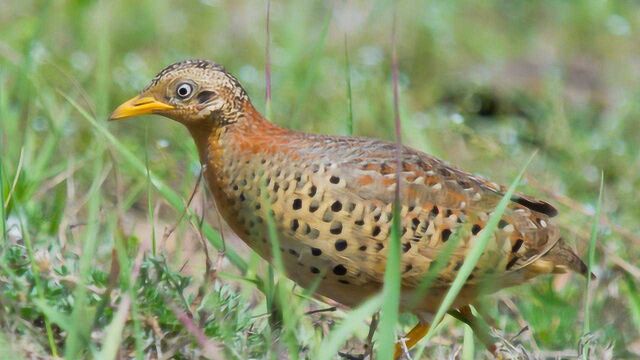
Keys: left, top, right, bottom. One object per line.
{"left": 344, "top": 34, "right": 353, "bottom": 136}
{"left": 65, "top": 151, "right": 104, "bottom": 358}
{"left": 261, "top": 184, "right": 285, "bottom": 276}
{"left": 92, "top": 0, "right": 111, "bottom": 119}
{"left": 407, "top": 225, "right": 465, "bottom": 310}
{"left": 462, "top": 323, "right": 475, "bottom": 360}
{"left": 129, "top": 291, "right": 144, "bottom": 360}
{"left": 622, "top": 273, "right": 640, "bottom": 333}
{"left": 376, "top": 205, "right": 402, "bottom": 359}
{"left": 96, "top": 296, "right": 131, "bottom": 360}
{"left": 33, "top": 299, "right": 73, "bottom": 333}
{"left": 2, "top": 147, "right": 23, "bottom": 211}
{"left": 16, "top": 211, "right": 59, "bottom": 357}
{"left": 0, "top": 159, "right": 6, "bottom": 246}
{"left": 113, "top": 218, "right": 144, "bottom": 360}
{"left": 260, "top": 182, "right": 301, "bottom": 359}
{"left": 144, "top": 124, "right": 156, "bottom": 255}
{"left": 264, "top": 0, "right": 272, "bottom": 120}
{"left": 377, "top": 11, "right": 403, "bottom": 358}
{"left": 288, "top": 7, "right": 332, "bottom": 122}
{"left": 582, "top": 171, "right": 604, "bottom": 348}
{"left": 424, "top": 152, "right": 537, "bottom": 343}
{"left": 316, "top": 293, "right": 384, "bottom": 360}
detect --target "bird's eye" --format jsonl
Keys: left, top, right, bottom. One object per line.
{"left": 176, "top": 83, "right": 193, "bottom": 99}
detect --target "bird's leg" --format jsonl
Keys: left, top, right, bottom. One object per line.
{"left": 448, "top": 305, "right": 498, "bottom": 355}
{"left": 393, "top": 322, "right": 431, "bottom": 359}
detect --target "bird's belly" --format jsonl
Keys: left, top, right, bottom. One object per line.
{"left": 218, "top": 191, "right": 489, "bottom": 314}
{"left": 234, "top": 219, "right": 377, "bottom": 305}
{"left": 220, "top": 194, "right": 381, "bottom": 307}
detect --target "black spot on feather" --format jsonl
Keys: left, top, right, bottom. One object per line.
{"left": 506, "top": 256, "right": 519, "bottom": 270}
{"left": 511, "top": 239, "right": 524, "bottom": 253}
{"left": 511, "top": 196, "right": 558, "bottom": 217}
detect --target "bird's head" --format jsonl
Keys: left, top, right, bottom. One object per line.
{"left": 110, "top": 59, "right": 250, "bottom": 125}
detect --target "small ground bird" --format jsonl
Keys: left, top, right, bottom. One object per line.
{"left": 110, "top": 59, "right": 588, "bottom": 358}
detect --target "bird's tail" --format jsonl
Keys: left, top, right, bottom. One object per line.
{"left": 536, "top": 238, "right": 594, "bottom": 279}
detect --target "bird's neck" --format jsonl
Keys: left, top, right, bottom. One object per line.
{"left": 185, "top": 101, "right": 292, "bottom": 236}
{"left": 185, "top": 101, "right": 288, "bottom": 166}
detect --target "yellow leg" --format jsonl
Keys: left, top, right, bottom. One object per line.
{"left": 393, "top": 322, "right": 431, "bottom": 359}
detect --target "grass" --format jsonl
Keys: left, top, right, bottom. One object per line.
{"left": 462, "top": 321, "right": 474, "bottom": 360}
{"left": 1, "top": 0, "right": 640, "bottom": 358}
{"left": 581, "top": 172, "right": 604, "bottom": 359}
{"left": 376, "top": 11, "right": 403, "bottom": 359}
{"left": 343, "top": 35, "right": 354, "bottom": 136}
{"left": 19, "top": 208, "right": 59, "bottom": 357}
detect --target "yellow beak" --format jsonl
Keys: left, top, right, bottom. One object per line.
{"left": 109, "top": 95, "right": 175, "bottom": 121}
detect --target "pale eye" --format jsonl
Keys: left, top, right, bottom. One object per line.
{"left": 176, "top": 83, "right": 193, "bottom": 99}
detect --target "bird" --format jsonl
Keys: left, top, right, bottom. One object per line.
{"left": 110, "top": 59, "right": 589, "bottom": 358}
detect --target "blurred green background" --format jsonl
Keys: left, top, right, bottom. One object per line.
{"left": 1, "top": 0, "right": 640, "bottom": 358}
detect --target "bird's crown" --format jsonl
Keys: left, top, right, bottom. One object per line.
{"left": 145, "top": 59, "right": 226, "bottom": 91}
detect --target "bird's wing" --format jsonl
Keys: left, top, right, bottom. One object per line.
{"left": 298, "top": 134, "right": 565, "bottom": 288}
